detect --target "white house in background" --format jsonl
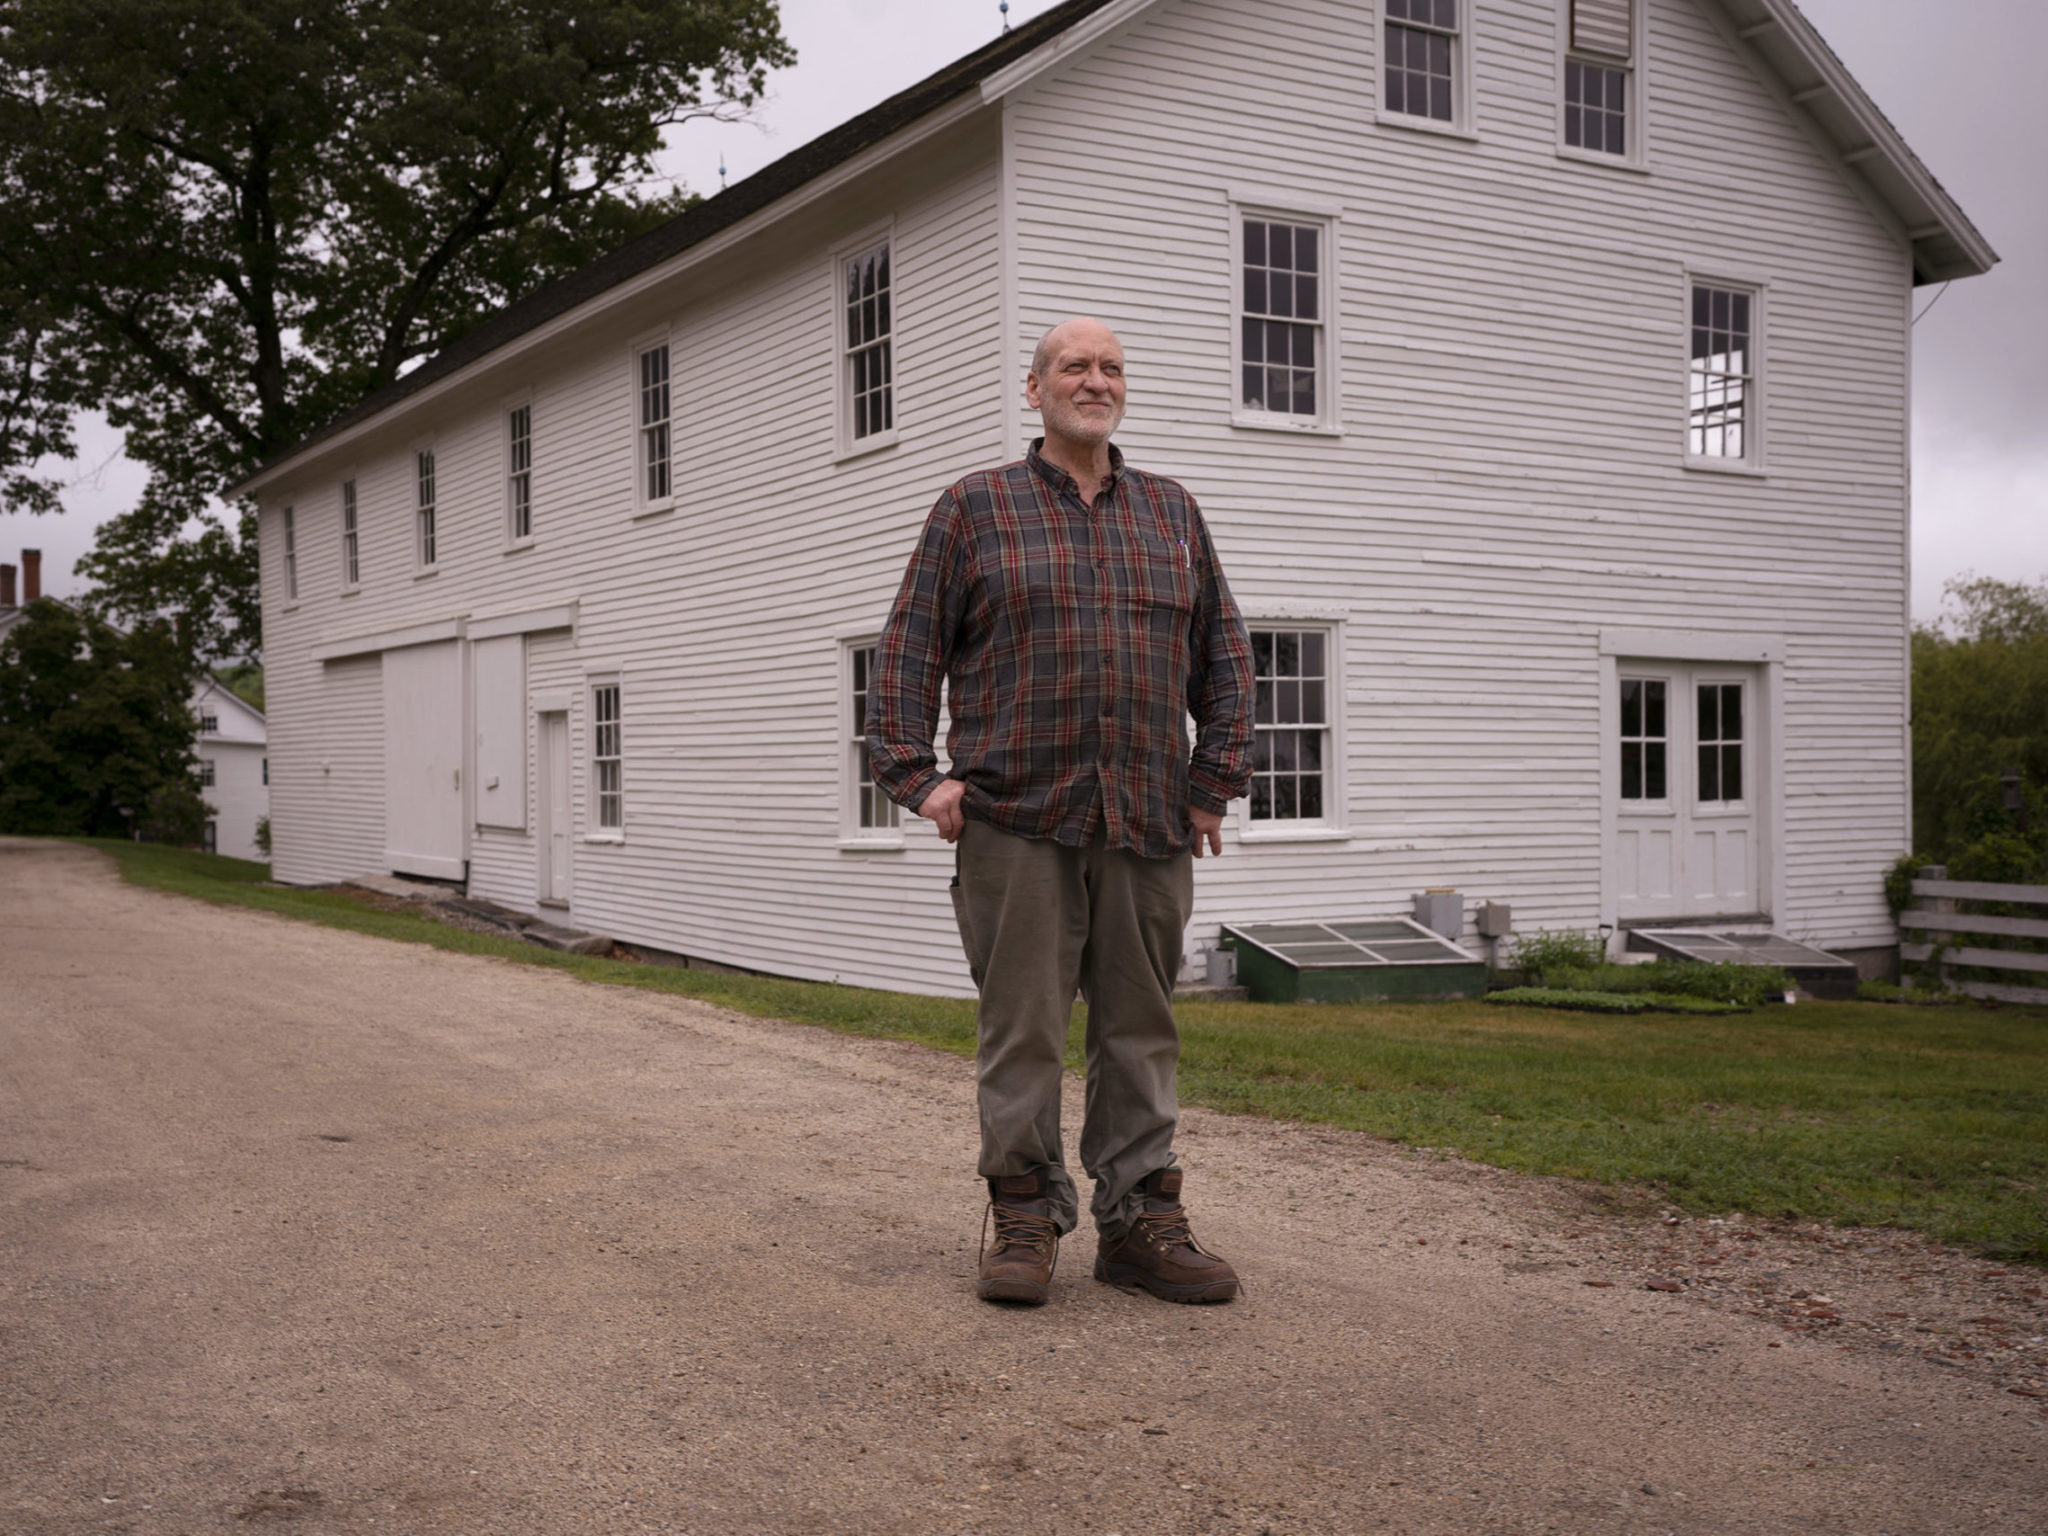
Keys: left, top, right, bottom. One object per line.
{"left": 232, "top": 0, "right": 1994, "bottom": 994}
{"left": 192, "top": 677, "right": 269, "bottom": 862}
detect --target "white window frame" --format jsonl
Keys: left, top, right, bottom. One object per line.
{"left": 1235, "top": 619, "right": 1349, "bottom": 842}
{"left": 631, "top": 334, "right": 674, "bottom": 515}
{"left": 1377, "top": 0, "right": 1477, "bottom": 140}
{"left": 198, "top": 712, "right": 219, "bottom": 735}
{"left": 280, "top": 505, "right": 298, "bottom": 603}
{"left": 1230, "top": 200, "right": 1342, "bottom": 435}
{"left": 831, "top": 219, "right": 899, "bottom": 461}
{"left": 505, "top": 397, "right": 534, "bottom": 548}
{"left": 587, "top": 675, "right": 625, "bottom": 842}
{"left": 1682, "top": 272, "right": 1767, "bottom": 476}
{"left": 1617, "top": 670, "right": 1674, "bottom": 808}
{"left": 339, "top": 477, "right": 360, "bottom": 592}
{"left": 1557, "top": 0, "right": 1648, "bottom": 170}
{"left": 840, "top": 638, "right": 904, "bottom": 849}
{"left": 413, "top": 446, "right": 439, "bottom": 573}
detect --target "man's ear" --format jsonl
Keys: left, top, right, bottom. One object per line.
{"left": 1022, "top": 372, "right": 1042, "bottom": 408}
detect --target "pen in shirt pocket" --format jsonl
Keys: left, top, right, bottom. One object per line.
{"left": 1178, "top": 538, "right": 1190, "bottom": 569}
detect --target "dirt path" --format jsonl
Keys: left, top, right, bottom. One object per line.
{"left": 1, "top": 838, "right": 2040, "bottom": 1534}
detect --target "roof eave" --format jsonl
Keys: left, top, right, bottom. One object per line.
{"left": 1728, "top": 0, "right": 1998, "bottom": 285}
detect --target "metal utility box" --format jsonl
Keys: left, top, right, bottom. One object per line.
{"left": 1413, "top": 889, "right": 1463, "bottom": 940}
{"left": 1476, "top": 901, "right": 1513, "bottom": 939}
{"left": 1220, "top": 918, "right": 1488, "bottom": 1004}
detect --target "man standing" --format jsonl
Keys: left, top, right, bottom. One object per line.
{"left": 867, "top": 317, "right": 1254, "bottom": 1306}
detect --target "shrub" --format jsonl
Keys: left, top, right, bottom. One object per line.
{"left": 1486, "top": 987, "right": 1745, "bottom": 1016}
{"left": 1509, "top": 928, "right": 1606, "bottom": 979}
{"left": 1542, "top": 959, "right": 1791, "bottom": 1008}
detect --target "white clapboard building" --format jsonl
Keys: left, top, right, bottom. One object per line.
{"left": 192, "top": 676, "right": 269, "bottom": 863}
{"left": 235, "top": 0, "right": 1994, "bottom": 993}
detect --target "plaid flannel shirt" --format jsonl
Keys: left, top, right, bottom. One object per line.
{"left": 867, "top": 441, "right": 1253, "bottom": 858}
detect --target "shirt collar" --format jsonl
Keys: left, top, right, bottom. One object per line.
{"left": 1027, "top": 438, "right": 1125, "bottom": 502}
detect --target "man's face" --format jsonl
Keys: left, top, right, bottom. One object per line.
{"left": 1027, "top": 323, "right": 1127, "bottom": 447}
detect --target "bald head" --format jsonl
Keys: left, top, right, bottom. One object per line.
{"left": 1031, "top": 317, "right": 1121, "bottom": 381}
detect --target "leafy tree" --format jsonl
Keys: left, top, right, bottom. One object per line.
{"left": 1911, "top": 574, "right": 2048, "bottom": 875}
{"left": 0, "top": 0, "right": 792, "bottom": 659}
{"left": 0, "top": 598, "right": 202, "bottom": 836}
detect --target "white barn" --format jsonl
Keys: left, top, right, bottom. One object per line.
{"left": 192, "top": 677, "right": 269, "bottom": 863}
{"left": 236, "top": 0, "right": 1994, "bottom": 993}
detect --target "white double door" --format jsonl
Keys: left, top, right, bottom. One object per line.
{"left": 1613, "top": 661, "right": 1762, "bottom": 921}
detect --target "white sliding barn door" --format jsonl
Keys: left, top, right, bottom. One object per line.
{"left": 1613, "top": 662, "right": 1760, "bottom": 921}
{"left": 382, "top": 641, "right": 467, "bottom": 879}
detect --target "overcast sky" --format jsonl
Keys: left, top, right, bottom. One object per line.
{"left": 11, "top": 0, "right": 2041, "bottom": 623}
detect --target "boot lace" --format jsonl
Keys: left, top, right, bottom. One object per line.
{"left": 981, "top": 1201, "right": 1061, "bottom": 1271}
{"left": 1132, "top": 1204, "right": 1213, "bottom": 1256}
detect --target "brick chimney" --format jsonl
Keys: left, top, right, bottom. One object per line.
{"left": 1, "top": 563, "right": 14, "bottom": 608}
{"left": 22, "top": 548, "right": 40, "bottom": 602}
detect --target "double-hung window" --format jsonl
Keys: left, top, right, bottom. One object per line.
{"left": 638, "top": 343, "right": 671, "bottom": 504}
{"left": 1564, "top": 0, "right": 1637, "bottom": 159}
{"left": 1248, "top": 627, "right": 1335, "bottom": 825}
{"left": 197, "top": 758, "right": 217, "bottom": 788}
{"left": 1383, "top": 0, "right": 1461, "bottom": 126}
{"left": 843, "top": 242, "right": 894, "bottom": 446}
{"left": 199, "top": 712, "right": 219, "bottom": 735}
{"left": 591, "top": 682, "right": 623, "bottom": 833}
{"left": 415, "top": 450, "right": 437, "bottom": 569}
{"left": 340, "top": 479, "right": 359, "bottom": 588}
{"left": 281, "top": 506, "right": 298, "bottom": 600}
{"left": 1238, "top": 216, "right": 1329, "bottom": 425}
{"left": 1687, "top": 282, "right": 1758, "bottom": 465}
{"left": 845, "top": 643, "right": 901, "bottom": 837}
{"left": 506, "top": 404, "right": 533, "bottom": 542}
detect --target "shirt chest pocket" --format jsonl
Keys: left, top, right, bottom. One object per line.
{"left": 1128, "top": 522, "right": 1196, "bottom": 618}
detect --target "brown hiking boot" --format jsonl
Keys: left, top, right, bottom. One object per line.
{"left": 977, "top": 1171, "right": 1060, "bottom": 1305}
{"left": 1093, "top": 1167, "right": 1238, "bottom": 1304}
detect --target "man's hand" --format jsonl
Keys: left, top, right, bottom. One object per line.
{"left": 1189, "top": 805, "right": 1224, "bottom": 858}
{"left": 917, "top": 779, "right": 968, "bottom": 843}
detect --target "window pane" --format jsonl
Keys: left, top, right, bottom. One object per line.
{"left": 1621, "top": 678, "right": 1641, "bottom": 737}
{"left": 1275, "top": 777, "right": 1298, "bottom": 819}
{"left": 1300, "top": 775, "right": 1323, "bottom": 819}
{"left": 1278, "top": 678, "right": 1301, "bottom": 723}
{"left": 1622, "top": 740, "right": 1642, "bottom": 800}
{"left": 1722, "top": 684, "right": 1743, "bottom": 742}
{"left": 1252, "top": 631, "right": 1272, "bottom": 672}
{"left": 1645, "top": 680, "right": 1665, "bottom": 738}
{"left": 1302, "top": 680, "right": 1325, "bottom": 723}
{"left": 1698, "top": 684, "right": 1717, "bottom": 742}
{"left": 1276, "top": 631, "right": 1300, "bottom": 677}
{"left": 1723, "top": 744, "right": 1743, "bottom": 802}
{"left": 1699, "top": 743, "right": 1720, "bottom": 802}
{"left": 1645, "top": 742, "right": 1667, "bottom": 800}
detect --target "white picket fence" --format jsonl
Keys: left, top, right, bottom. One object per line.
{"left": 1899, "top": 867, "right": 2048, "bottom": 1005}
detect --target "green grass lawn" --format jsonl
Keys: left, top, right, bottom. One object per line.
{"left": 77, "top": 838, "right": 2048, "bottom": 1261}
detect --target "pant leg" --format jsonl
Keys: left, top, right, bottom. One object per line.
{"left": 1076, "top": 841, "right": 1194, "bottom": 1240}
{"left": 953, "top": 820, "right": 1088, "bottom": 1234}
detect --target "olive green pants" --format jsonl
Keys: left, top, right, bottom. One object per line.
{"left": 951, "top": 819, "right": 1194, "bottom": 1240}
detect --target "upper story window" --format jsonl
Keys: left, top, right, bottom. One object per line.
{"left": 846, "top": 642, "right": 901, "bottom": 837}
{"left": 1238, "top": 216, "right": 1329, "bottom": 425}
{"left": 1565, "top": 0, "right": 1636, "bottom": 158}
{"left": 1688, "top": 283, "right": 1756, "bottom": 464}
{"left": 1383, "top": 0, "right": 1460, "bottom": 125}
{"left": 844, "top": 242, "right": 894, "bottom": 444}
{"left": 1248, "top": 627, "right": 1334, "bottom": 824}
{"left": 507, "top": 404, "right": 533, "bottom": 541}
{"left": 591, "top": 682, "right": 623, "bottom": 832}
{"left": 198, "top": 712, "right": 219, "bottom": 735}
{"left": 197, "top": 757, "right": 217, "bottom": 787}
{"left": 415, "top": 450, "right": 437, "bottom": 568}
{"left": 638, "top": 343, "right": 671, "bottom": 504}
{"left": 281, "top": 506, "right": 298, "bottom": 600}
{"left": 340, "top": 479, "right": 360, "bottom": 588}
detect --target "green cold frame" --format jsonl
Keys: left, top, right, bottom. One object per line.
{"left": 1221, "top": 919, "right": 1489, "bottom": 1004}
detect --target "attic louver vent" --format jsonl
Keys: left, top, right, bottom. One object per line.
{"left": 1572, "top": 0, "right": 1633, "bottom": 60}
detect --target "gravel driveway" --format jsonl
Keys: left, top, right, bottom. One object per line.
{"left": 1, "top": 838, "right": 2041, "bottom": 1533}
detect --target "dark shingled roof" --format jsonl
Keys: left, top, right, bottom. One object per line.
{"left": 244, "top": 0, "right": 1117, "bottom": 487}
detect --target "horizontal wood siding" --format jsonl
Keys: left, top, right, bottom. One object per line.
{"left": 1003, "top": 0, "right": 1912, "bottom": 962}
{"left": 259, "top": 119, "right": 1004, "bottom": 992}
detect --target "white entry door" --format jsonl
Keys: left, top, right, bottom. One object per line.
{"left": 538, "top": 711, "right": 573, "bottom": 904}
{"left": 1614, "top": 662, "right": 1761, "bottom": 921}
{"left": 382, "top": 641, "right": 467, "bottom": 879}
